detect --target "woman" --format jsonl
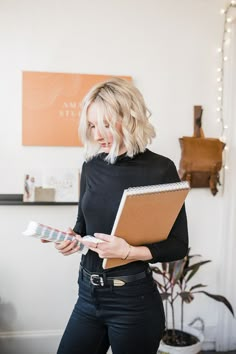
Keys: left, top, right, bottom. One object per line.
{"left": 56, "top": 78, "right": 188, "bottom": 354}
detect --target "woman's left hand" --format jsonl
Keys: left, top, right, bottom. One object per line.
{"left": 80, "top": 233, "right": 130, "bottom": 259}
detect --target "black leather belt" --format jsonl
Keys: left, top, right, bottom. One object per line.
{"left": 80, "top": 266, "right": 152, "bottom": 287}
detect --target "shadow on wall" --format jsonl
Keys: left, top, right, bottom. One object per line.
{"left": 0, "top": 297, "right": 17, "bottom": 331}
{"left": 0, "top": 297, "right": 17, "bottom": 353}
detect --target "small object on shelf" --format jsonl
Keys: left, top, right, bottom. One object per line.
{"left": 34, "top": 187, "right": 56, "bottom": 202}
{"left": 22, "top": 168, "right": 80, "bottom": 203}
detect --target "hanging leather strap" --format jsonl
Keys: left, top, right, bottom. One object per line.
{"left": 194, "top": 105, "right": 205, "bottom": 138}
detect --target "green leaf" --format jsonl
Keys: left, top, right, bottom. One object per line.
{"left": 171, "top": 259, "right": 186, "bottom": 285}
{"left": 179, "top": 291, "right": 194, "bottom": 303}
{"left": 185, "top": 261, "right": 211, "bottom": 283}
{"left": 160, "top": 292, "right": 171, "bottom": 301}
{"left": 189, "top": 283, "right": 207, "bottom": 291}
{"left": 185, "top": 268, "right": 198, "bottom": 283}
{"left": 168, "top": 262, "right": 175, "bottom": 279}
{"left": 195, "top": 291, "right": 234, "bottom": 317}
{"left": 186, "top": 260, "right": 211, "bottom": 271}
{"left": 162, "top": 263, "right": 168, "bottom": 272}
{"left": 151, "top": 267, "right": 164, "bottom": 275}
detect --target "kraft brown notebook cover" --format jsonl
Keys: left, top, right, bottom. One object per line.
{"left": 102, "top": 181, "right": 190, "bottom": 269}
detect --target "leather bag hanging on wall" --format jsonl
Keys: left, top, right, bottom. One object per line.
{"left": 178, "top": 106, "right": 225, "bottom": 196}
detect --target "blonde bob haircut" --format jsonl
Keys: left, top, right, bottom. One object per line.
{"left": 79, "top": 77, "right": 156, "bottom": 164}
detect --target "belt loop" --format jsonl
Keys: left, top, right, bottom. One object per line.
{"left": 103, "top": 272, "right": 107, "bottom": 284}
{"left": 80, "top": 265, "right": 84, "bottom": 280}
{"left": 90, "top": 283, "right": 95, "bottom": 296}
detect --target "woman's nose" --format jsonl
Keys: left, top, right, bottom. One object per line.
{"left": 93, "top": 127, "right": 102, "bottom": 141}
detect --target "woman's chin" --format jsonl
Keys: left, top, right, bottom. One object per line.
{"left": 100, "top": 146, "right": 111, "bottom": 153}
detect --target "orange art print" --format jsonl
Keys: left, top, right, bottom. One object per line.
{"left": 22, "top": 72, "right": 132, "bottom": 146}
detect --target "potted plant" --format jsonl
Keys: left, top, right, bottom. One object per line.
{"left": 151, "top": 248, "right": 234, "bottom": 354}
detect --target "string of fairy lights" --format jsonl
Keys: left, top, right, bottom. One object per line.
{"left": 217, "top": 0, "right": 236, "bottom": 174}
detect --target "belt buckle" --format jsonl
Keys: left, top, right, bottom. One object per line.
{"left": 90, "top": 274, "right": 104, "bottom": 286}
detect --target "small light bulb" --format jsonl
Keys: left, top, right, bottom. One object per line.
{"left": 224, "top": 165, "right": 229, "bottom": 170}
{"left": 217, "top": 68, "right": 222, "bottom": 72}
{"left": 225, "top": 145, "right": 228, "bottom": 151}
{"left": 227, "top": 28, "right": 232, "bottom": 33}
{"left": 217, "top": 47, "right": 222, "bottom": 53}
{"left": 218, "top": 96, "right": 222, "bottom": 101}
{"left": 231, "top": 0, "right": 236, "bottom": 5}
{"left": 217, "top": 77, "right": 222, "bottom": 82}
{"left": 218, "top": 87, "right": 223, "bottom": 91}
{"left": 224, "top": 38, "right": 231, "bottom": 46}
{"left": 217, "top": 118, "right": 221, "bottom": 122}
{"left": 224, "top": 56, "right": 228, "bottom": 61}
{"left": 220, "top": 9, "right": 226, "bottom": 14}
{"left": 227, "top": 18, "right": 232, "bottom": 23}
{"left": 224, "top": 125, "right": 228, "bottom": 129}
{"left": 216, "top": 107, "right": 221, "bottom": 112}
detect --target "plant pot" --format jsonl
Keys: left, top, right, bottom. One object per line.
{"left": 158, "top": 324, "right": 204, "bottom": 354}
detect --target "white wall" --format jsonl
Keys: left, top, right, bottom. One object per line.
{"left": 0, "top": 0, "right": 233, "bottom": 353}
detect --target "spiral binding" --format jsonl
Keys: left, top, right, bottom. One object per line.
{"left": 126, "top": 181, "right": 190, "bottom": 196}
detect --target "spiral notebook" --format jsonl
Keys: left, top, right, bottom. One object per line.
{"left": 102, "top": 181, "right": 190, "bottom": 269}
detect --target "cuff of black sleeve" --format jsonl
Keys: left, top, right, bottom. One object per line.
{"left": 144, "top": 244, "right": 160, "bottom": 264}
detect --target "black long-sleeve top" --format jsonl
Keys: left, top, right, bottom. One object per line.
{"left": 73, "top": 149, "right": 188, "bottom": 275}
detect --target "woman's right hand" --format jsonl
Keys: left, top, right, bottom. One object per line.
{"left": 42, "top": 228, "right": 82, "bottom": 256}
{"left": 55, "top": 238, "right": 81, "bottom": 256}
{"left": 55, "top": 228, "right": 82, "bottom": 256}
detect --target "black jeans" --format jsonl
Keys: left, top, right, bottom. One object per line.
{"left": 57, "top": 269, "right": 165, "bottom": 354}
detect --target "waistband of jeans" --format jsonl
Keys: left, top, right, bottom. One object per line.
{"left": 80, "top": 266, "right": 152, "bottom": 287}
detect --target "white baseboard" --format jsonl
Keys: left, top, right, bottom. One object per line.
{"left": 0, "top": 330, "right": 62, "bottom": 354}
{"left": 0, "top": 326, "right": 216, "bottom": 354}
